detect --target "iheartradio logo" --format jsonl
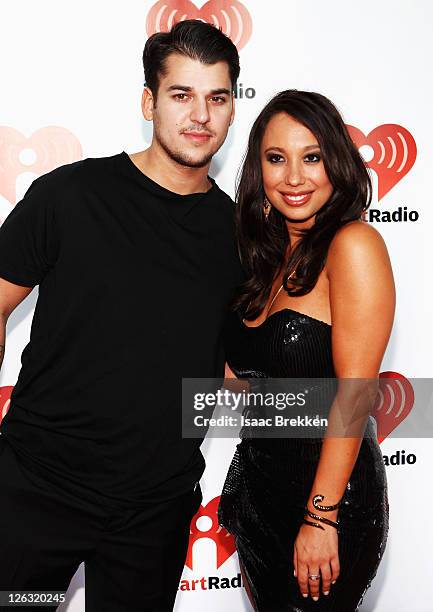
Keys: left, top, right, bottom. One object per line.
{"left": 347, "top": 124, "right": 417, "bottom": 201}
{"left": 0, "top": 386, "right": 13, "bottom": 425}
{"left": 372, "top": 372, "right": 414, "bottom": 443}
{"left": 146, "top": 0, "right": 253, "bottom": 50}
{"left": 186, "top": 496, "right": 236, "bottom": 569}
{"left": 0, "top": 126, "right": 83, "bottom": 206}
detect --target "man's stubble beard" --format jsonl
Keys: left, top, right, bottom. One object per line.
{"left": 154, "top": 124, "right": 225, "bottom": 169}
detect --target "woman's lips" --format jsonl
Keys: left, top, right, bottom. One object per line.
{"left": 281, "top": 192, "right": 313, "bottom": 206}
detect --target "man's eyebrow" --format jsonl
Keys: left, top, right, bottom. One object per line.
{"left": 166, "top": 85, "right": 231, "bottom": 96}
{"left": 167, "top": 85, "right": 192, "bottom": 92}
{"left": 209, "top": 88, "right": 231, "bottom": 96}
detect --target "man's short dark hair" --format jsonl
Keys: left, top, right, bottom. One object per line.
{"left": 143, "top": 20, "right": 240, "bottom": 99}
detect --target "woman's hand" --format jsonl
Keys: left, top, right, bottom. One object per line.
{"left": 293, "top": 520, "right": 340, "bottom": 601}
{"left": 291, "top": 221, "right": 394, "bottom": 601}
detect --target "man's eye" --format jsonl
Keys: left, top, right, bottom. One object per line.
{"left": 174, "top": 93, "right": 189, "bottom": 101}
{"left": 266, "top": 154, "right": 284, "bottom": 163}
{"left": 210, "top": 96, "right": 226, "bottom": 104}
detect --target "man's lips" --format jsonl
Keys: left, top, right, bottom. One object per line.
{"left": 182, "top": 131, "right": 212, "bottom": 143}
{"left": 281, "top": 191, "right": 313, "bottom": 206}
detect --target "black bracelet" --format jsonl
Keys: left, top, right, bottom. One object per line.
{"left": 312, "top": 494, "right": 343, "bottom": 512}
{"left": 305, "top": 509, "right": 339, "bottom": 530}
{"left": 303, "top": 518, "right": 325, "bottom": 531}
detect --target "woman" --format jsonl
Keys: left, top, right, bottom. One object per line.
{"left": 218, "top": 90, "right": 395, "bottom": 611}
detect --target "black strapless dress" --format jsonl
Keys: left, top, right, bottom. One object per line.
{"left": 218, "top": 309, "right": 389, "bottom": 612}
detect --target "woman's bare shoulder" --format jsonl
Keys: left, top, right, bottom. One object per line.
{"left": 327, "top": 220, "right": 389, "bottom": 275}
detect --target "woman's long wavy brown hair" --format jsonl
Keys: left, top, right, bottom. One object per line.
{"left": 233, "top": 90, "right": 372, "bottom": 319}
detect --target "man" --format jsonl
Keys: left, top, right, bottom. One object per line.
{"left": 0, "top": 20, "right": 241, "bottom": 611}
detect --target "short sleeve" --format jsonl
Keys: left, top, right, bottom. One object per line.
{"left": 0, "top": 175, "right": 59, "bottom": 287}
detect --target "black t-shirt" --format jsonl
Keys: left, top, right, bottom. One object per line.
{"left": 0, "top": 152, "right": 243, "bottom": 508}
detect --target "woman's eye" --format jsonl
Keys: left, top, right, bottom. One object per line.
{"left": 304, "top": 153, "right": 321, "bottom": 163}
{"left": 266, "top": 153, "right": 284, "bottom": 163}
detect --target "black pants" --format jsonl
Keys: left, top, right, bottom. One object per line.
{"left": 0, "top": 436, "right": 202, "bottom": 611}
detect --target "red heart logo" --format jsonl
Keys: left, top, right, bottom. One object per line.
{"left": 347, "top": 124, "right": 416, "bottom": 201}
{"left": 0, "top": 385, "right": 13, "bottom": 425}
{"left": 0, "top": 126, "right": 83, "bottom": 205}
{"left": 186, "top": 495, "right": 236, "bottom": 569}
{"left": 372, "top": 372, "right": 414, "bottom": 443}
{"left": 146, "top": 0, "right": 252, "bottom": 50}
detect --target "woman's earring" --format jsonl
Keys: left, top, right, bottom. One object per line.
{"left": 263, "top": 196, "right": 272, "bottom": 222}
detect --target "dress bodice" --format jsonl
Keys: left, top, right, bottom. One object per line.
{"left": 225, "top": 308, "right": 335, "bottom": 379}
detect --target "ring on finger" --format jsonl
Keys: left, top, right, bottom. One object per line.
{"left": 308, "top": 574, "right": 320, "bottom": 581}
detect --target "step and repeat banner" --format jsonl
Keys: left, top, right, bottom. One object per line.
{"left": 1, "top": 1, "right": 432, "bottom": 611}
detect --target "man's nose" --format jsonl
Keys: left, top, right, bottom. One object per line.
{"left": 190, "top": 98, "right": 210, "bottom": 124}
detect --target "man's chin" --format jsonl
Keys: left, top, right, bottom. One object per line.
{"left": 168, "top": 150, "right": 214, "bottom": 169}
{"left": 156, "top": 134, "right": 219, "bottom": 169}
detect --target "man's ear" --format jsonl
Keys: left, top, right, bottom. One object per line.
{"left": 229, "top": 93, "right": 236, "bottom": 126}
{"left": 142, "top": 87, "right": 155, "bottom": 121}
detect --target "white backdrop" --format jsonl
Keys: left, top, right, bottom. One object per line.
{"left": 1, "top": 1, "right": 432, "bottom": 610}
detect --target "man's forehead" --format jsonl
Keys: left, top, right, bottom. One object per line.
{"left": 161, "top": 53, "right": 231, "bottom": 91}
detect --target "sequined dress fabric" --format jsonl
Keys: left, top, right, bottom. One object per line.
{"left": 218, "top": 309, "right": 389, "bottom": 612}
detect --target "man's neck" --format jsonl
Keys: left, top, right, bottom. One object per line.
{"left": 128, "top": 145, "right": 212, "bottom": 195}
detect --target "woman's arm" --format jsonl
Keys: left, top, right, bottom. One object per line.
{"left": 306, "top": 220, "right": 395, "bottom": 513}
{"left": 223, "top": 362, "right": 249, "bottom": 394}
{"left": 294, "top": 220, "right": 395, "bottom": 599}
